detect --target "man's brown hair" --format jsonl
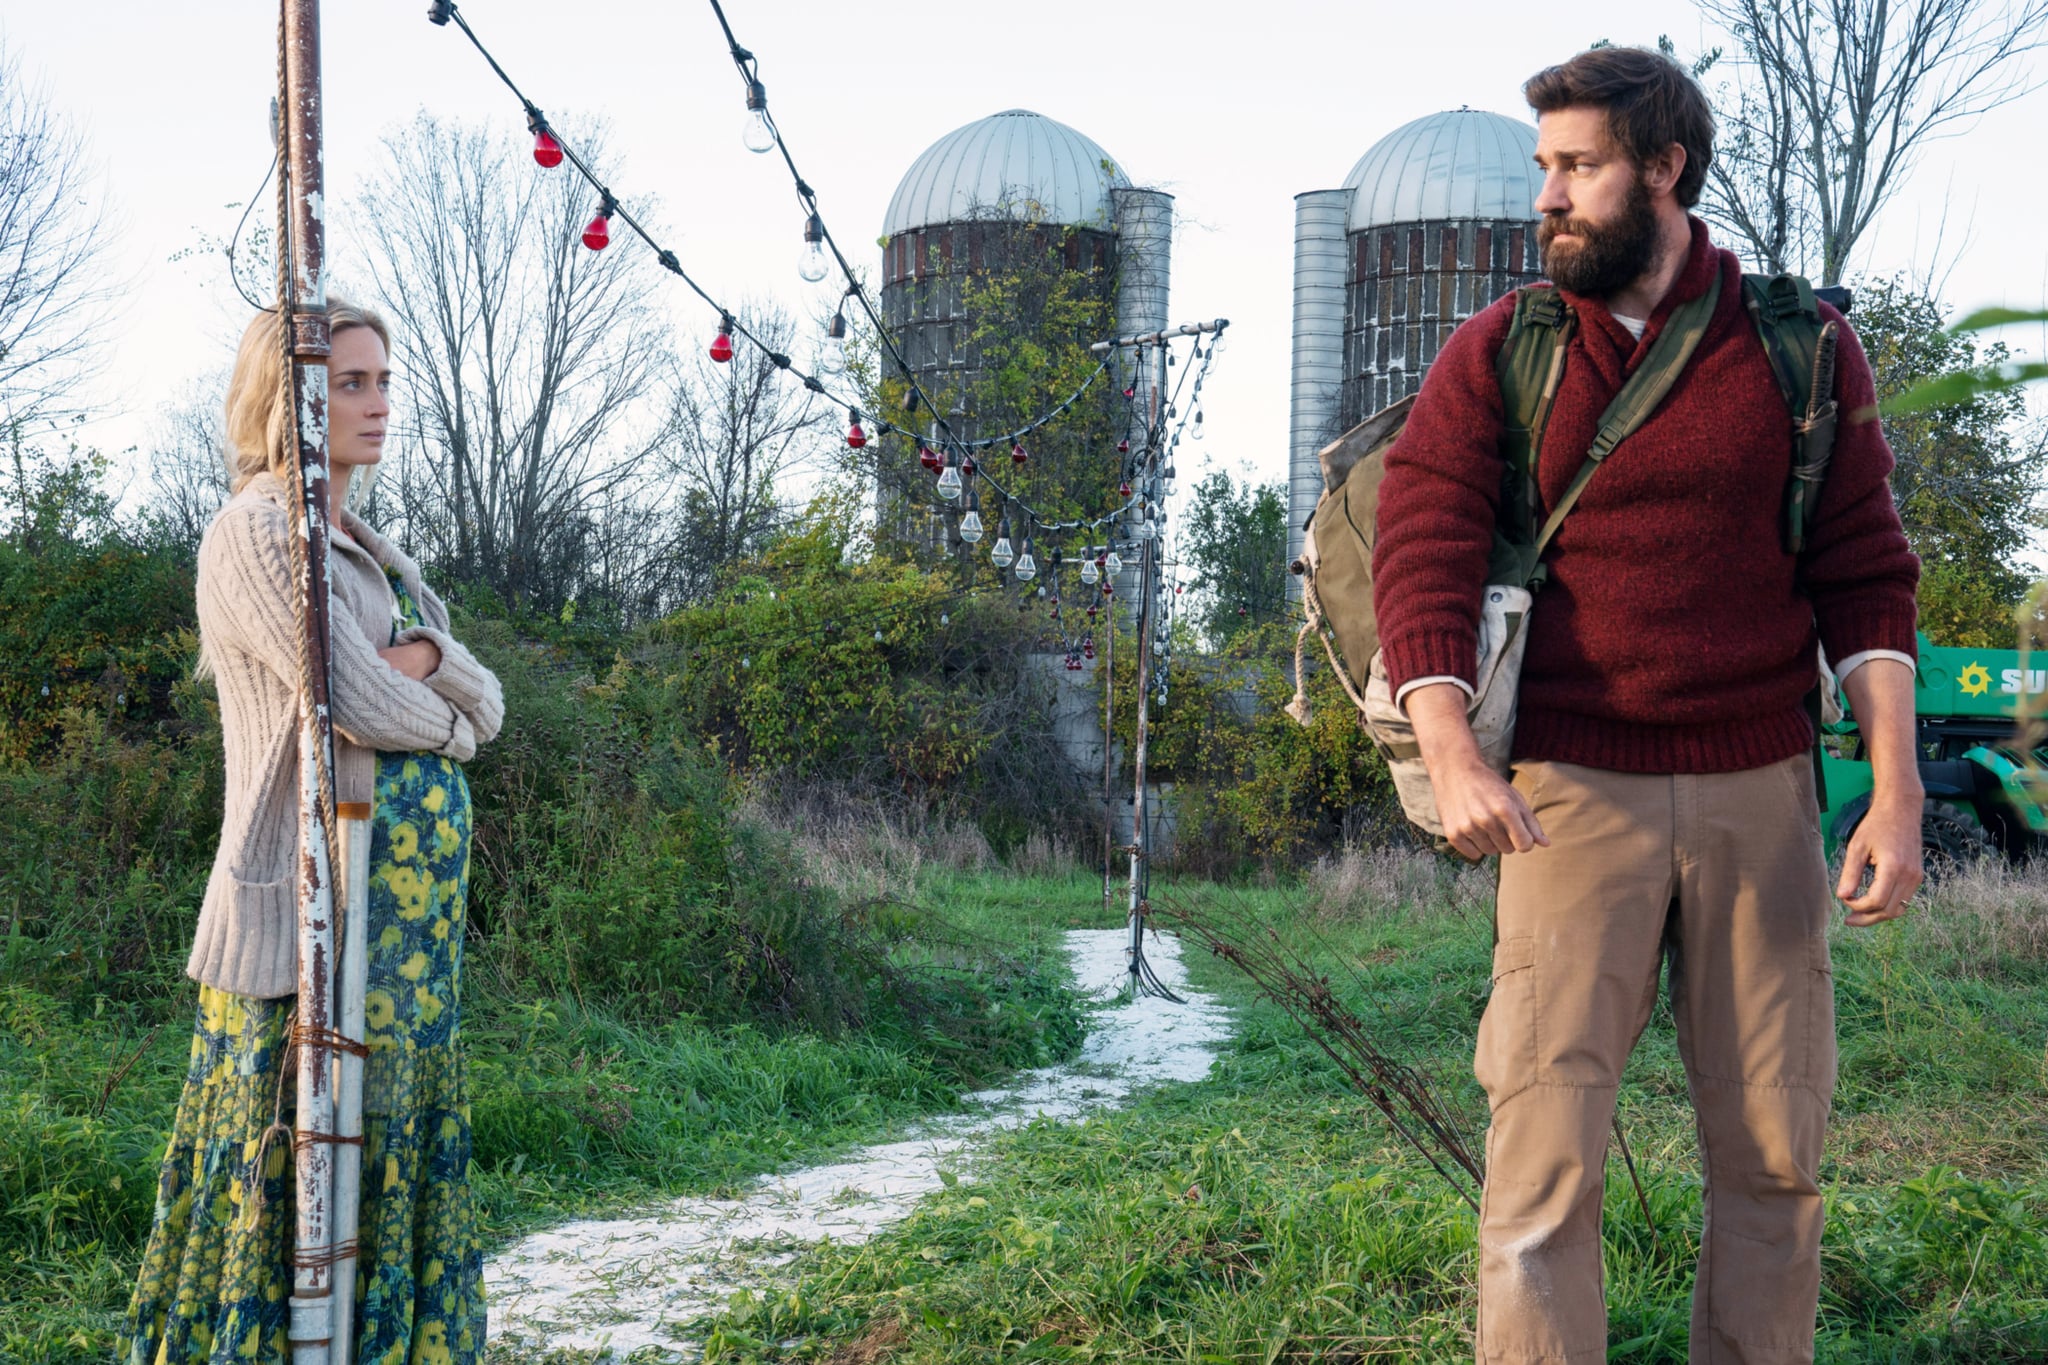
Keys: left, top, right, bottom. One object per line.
{"left": 1524, "top": 47, "right": 1714, "bottom": 208}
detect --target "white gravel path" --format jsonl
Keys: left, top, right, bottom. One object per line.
{"left": 484, "top": 926, "right": 1231, "bottom": 1360}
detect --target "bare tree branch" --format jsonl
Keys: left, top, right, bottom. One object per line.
{"left": 0, "top": 41, "right": 119, "bottom": 435}
{"left": 1696, "top": 0, "right": 2048, "bottom": 283}
{"left": 353, "top": 112, "right": 669, "bottom": 615}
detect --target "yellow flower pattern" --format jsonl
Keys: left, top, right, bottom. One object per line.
{"left": 123, "top": 567, "right": 485, "bottom": 1364}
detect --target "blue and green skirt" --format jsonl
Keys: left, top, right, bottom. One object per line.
{"left": 123, "top": 746, "right": 486, "bottom": 1365}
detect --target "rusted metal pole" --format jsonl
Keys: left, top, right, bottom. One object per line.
{"left": 280, "top": 2, "right": 339, "bottom": 1362}
{"left": 1101, "top": 567, "right": 1114, "bottom": 909}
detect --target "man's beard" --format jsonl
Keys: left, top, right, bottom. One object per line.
{"left": 1539, "top": 173, "right": 1659, "bottom": 299}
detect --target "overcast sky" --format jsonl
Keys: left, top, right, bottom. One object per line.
{"left": 7, "top": 0, "right": 2046, "bottom": 504}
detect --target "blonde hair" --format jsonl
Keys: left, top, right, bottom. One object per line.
{"left": 221, "top": 297, "right": 391, "bottom": 493}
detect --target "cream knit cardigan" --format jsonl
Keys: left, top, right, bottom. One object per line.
{"left": 188, "top": 472, "right": 504, "bottom": 999}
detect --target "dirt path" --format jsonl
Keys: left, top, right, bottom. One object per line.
{"left": 485, "top": 927, "right": 1232, "bottom": 1360}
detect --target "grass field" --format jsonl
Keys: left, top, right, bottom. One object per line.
{"left": 5, "top": 856, "right": 2044, "bottom": 1363}
{"left": 691, "top": 854, "right": 2048, "bottom": 1364}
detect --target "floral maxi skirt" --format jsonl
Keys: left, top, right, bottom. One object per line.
{"left": 122, "top": 752, "right": 486, "bottom": 1365}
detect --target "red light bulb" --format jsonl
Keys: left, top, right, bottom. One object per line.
{"left": 962, "top": 455, "right": 976, "bottom": 477}
{"left": 1117, "top": 438, "right": 1130, "bottom": 455}
{"left": 919, "top": 445, "right": 942, "bottom": 472}
{"left": 710, "top": 329, "right": 734, "bottom": 363}
{"left": 1011, "top": 442, "right": 1028, "bottom": 466}
{"left": 1119, "top": 480, "right": 1133, "bottom": 499}
{"left": 533, "top": 129, "right": 564, "bottom": 168}
{"left": 846, "top": 420, "right": 867, "bottom": 449}
{"left": 582, "top": 212, "right": 611, "bottom": 251}
{"left": 1123, "top": 385, "right": 1136, "bottom": 398}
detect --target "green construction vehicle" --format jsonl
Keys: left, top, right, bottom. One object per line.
{"left": 1822, "top": 632, "right": 2048, "bottom": 870}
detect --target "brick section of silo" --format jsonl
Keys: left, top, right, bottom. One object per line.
{"left": 1340, "top": 218, "right": 1543, "bottom": 426}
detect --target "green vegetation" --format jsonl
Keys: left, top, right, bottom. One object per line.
{"left": 689, "top": 854, "right": 2047, "bottom": 1364}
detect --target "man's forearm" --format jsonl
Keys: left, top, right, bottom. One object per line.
{"left": 1406, "top": 681, "right": 1482, "bottom": 774}
{"left": 1840, "top": 658, "right": 1922, "bottom": 808}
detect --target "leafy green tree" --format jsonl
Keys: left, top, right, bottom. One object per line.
{"left": 868, "top": 211, "right": 1127, "bottom": 554}
{"left": 1179, "top": 472, "right": 1288, "bottom": 647}
{"left": 1852, "top": 277, "right": 2046, "bottom": 646}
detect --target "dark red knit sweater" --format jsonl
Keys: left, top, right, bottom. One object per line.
{"left": 1371, "top": 218, "right": 1920, "bottom": 774}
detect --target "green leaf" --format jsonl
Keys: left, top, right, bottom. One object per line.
{"left": 1882, "top": 361, "right": 2048, "bottom": 415}
{"left": 1949, "top": 306, "right": 2048, "bottom": 333}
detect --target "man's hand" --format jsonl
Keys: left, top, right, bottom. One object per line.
{"left": 1836, "top": 794, "right": 1922, "bottom": 926}
{"left": 1836, "top": 656, "right": 1923, "bottom": 927}
{"left": 377, "top": 638, "right": 442, "bottom": 682}
{"left": 1405, "top": 682, "right": 1548, "bottom": 861}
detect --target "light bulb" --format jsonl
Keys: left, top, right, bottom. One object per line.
{"left": 1117, "top": 438, "right": 1130, "bottom": 455}
{"left": 845, "top": 416, "right": 866, "bottom": 449}
{"left": 582, "top": 210, "right": 611, "bottom": 251}
{"left": 1011, "top": 442, "right": 1028, "bottom": 466}
{"left": 1119, "top": 480, "right": 1133, "bottom": 500}
{"left": 940, "top": 613, "right": 949, "bottom": 626}
{"left": 742, "top": 80, "right": 775, "bottom": 153}
{"left": 990, "top": 528, "right": 1015, "bottom": 568}
{"left": 532, "top": 128, "right": 564, "bottom": 168}
{"left": 798, "top": 214, "right": 830, "bottom": 283}
{"left": 875, "top": 629, "right": 885, "bottom": 641}
{"left": 1081, "top": 558, "right": 1099, "bottom": 585}
{"left": 1138, "top": 516, "right": 1157, "bottom": 541}
{"left": 1105, "top": 551, "right": 1123, "bottom": 576}
{"left": 919, "top": 445, "right": 942, "bottom": 473}
{"left": 1192, "top": 411, "right": 1204, "bottom": 441}
{"left": 741, "top": 656, "right": 751, "bottom": 669}
{"left": 960, "top": 509, "right": 984, "bottom": 543}
{"left": 936, "top": 462, "right": 961, "bottom": 500}
{"left": 820, "top": 312, "right": 847, "bottom": 375}
{"left": 1014, "top": 541, "right": 1037, "bottom": 580}
{"left": 710, "top": 323, "right": 734, "bottom": 363}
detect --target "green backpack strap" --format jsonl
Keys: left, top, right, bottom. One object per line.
{"left": 1742, "top": 273, "right": 1841, "bottom": 554}
{"left": 1495, "top": 287, "right": 1575, "bottom": 548}
{"left": 1528, "top": 268, "right": 1724, "bottom": 571}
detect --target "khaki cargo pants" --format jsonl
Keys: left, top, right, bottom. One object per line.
{"left": 1475, "top": 756, "right": 1836, "bottom": 1365}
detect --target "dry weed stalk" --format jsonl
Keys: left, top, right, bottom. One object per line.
{"left": 1154, "top": 890, "right": 1486, "bottom": 1211}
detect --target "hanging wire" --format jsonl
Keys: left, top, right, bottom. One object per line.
{"left": 424, "top": 0, "right": 1141, "bottom": 540}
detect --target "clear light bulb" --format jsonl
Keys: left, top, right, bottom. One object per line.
{"left": 798, "top": 214, "right": 830, "bottom": 282}
{"left": 935, "top": 463, "right": 961, "bottom": 500}
{"left": 1014, "top": 541, "right": 1038, "bottom": 580}
{"left": 1105, "top": 551, "right": 1123, "bottom": 576}
{"left": 1138, "top": 516, "right": 1157, "bottom": 541}
{"left": 990, "top": 531, "right": 1014, "bottom": 568}
{"left": 819, "top": 333, "right": 846, "bottom": 376}
{"left": 799, "top": 239, "right": 830, "bottom": 283}
{"left": 959, "top": 509, "right": 984, "bottom": 543}
{"left": 1081, "top": 558, "right": 1099, "bottom": 585}
{"left": 743, "top": 81, "right": 775, "bottom": 153}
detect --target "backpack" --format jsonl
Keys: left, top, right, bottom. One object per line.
{"left": 1287, "top": 274, "right": 1843, "bottom": 831}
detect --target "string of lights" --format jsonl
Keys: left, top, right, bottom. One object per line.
{"left": 423, "top": 0, "right": 1151, "bottom": 552}
{"left": 702, "top": 0, "right": 1213, "bottom": 545}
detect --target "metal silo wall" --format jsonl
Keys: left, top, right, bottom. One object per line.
{"left": 1286, "top": 190, "right": 1351, "bottom": 581}
{"left": 1111, "top": 188, "right": 1173, "bottom": 606}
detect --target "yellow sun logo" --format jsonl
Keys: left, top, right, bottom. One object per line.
{"left": 1959, "top": 662, "right": 1993, "bottom": 697}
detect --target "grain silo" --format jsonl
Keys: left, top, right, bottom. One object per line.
{"left": 1286, "top": 109, "right": 1544, "bottom": 572}
{"left": 879, "top": 109, "right": 1171, "bottom": 553}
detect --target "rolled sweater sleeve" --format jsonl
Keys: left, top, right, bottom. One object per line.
{"left": 203, "top": 502, "right": 476, "bottom": 761}
{"left": 1798, "top": 309, "right": 1920, "bottom": 665}
{"left": 1370, "top": 298, "right": 1516, "bottom": 695}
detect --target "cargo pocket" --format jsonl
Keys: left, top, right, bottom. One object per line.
{"left": 1474, "top": 934, "right": 1538, "bottom": 1110}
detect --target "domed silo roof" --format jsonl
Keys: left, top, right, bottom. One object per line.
{"left": 1341, "top": 109, "right": 1540, "bottom": 231}
{"left": 883, "top": 109, "right": 1131, "bottom": 238}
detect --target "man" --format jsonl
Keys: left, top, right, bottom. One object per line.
{"left": 1370, "top": 47, "right": 1924, "bottom": 1365}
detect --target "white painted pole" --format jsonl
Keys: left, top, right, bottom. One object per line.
{"left": 329, "top": 803, "right": 371, "bottom": 1365}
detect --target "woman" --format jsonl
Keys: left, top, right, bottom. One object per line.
{"left": 123, "top": 301, "right": 503, "bottom": 1365}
